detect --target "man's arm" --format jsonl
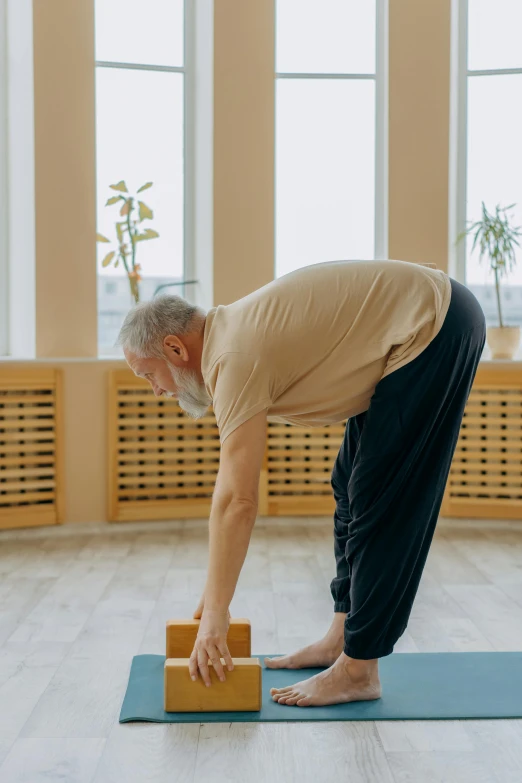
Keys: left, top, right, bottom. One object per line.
{"left": 204, "top": 408, "right": 267, "bottom": 611}
{"left": 188, "top": 408, "right": 267, "bottom": 685}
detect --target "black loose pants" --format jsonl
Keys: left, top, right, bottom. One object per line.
{"left": 330, "top": 277, "right": 486, "bottom": 659}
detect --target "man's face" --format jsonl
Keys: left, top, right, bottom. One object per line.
{"left": 124, "top": 350, "right": 211, "bottom": 419}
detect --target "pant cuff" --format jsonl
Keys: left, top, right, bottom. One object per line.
{"left": 333, "top": 602, "right": 350, "bottom": 613}
{"left": 343, "top": 643, "right": 394, "bottom": 660}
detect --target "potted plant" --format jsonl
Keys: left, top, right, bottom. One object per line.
{"left": 457, "top": 202, "right": 521, "bottom": 359}
{"left": 96, "top": 180, "right": 159, "bottom": 304}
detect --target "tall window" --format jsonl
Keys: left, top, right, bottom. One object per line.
{"left": 0, "top": 0, "right": 8, "bottom": 355}
{"left": 275, "top": 0, "right": 387, "bottom": 278}
{"left": 95, "top": 0, "right": 191, "bottom": 356}
{"left": 459, "top": 0, "right": 522, "bottom": 326}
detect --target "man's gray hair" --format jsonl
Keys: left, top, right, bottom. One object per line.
{"left": 116, "top": 294, "right": 207, "bottom": 359}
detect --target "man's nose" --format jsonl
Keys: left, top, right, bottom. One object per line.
{"left": 152, "top": 384, "right": 163, "bottom": 397}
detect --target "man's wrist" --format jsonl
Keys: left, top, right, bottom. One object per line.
{"left": 203, "top": 605, "right": 230, "bottom": 617}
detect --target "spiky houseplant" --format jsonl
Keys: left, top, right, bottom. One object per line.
{"left": 457, "top": 202, "right": 521, "bottom": 328}
{"left": 96, "top": 180, "right": 159, "bottom": 304}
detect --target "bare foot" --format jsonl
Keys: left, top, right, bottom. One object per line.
{"left": 270, "top": 652, "right": 382, "bottom": 708}
{"left": 265, "top": 613, "right": 346, "bottom": 670}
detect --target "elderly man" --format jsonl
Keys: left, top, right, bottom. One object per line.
{"left": 118, "top": 259, "right": 486, "bottom": 708}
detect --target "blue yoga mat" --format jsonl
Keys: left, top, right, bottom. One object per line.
{"left": 119, "top": 652, "right": 522, "bottom": 723}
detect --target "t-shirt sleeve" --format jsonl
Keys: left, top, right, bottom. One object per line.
{"left": 206, "top": 352, "right": 273, "bottom": 445}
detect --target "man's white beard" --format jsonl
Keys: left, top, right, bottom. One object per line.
{"left": 167, "top": 364, "right": 212, "bottom": 419}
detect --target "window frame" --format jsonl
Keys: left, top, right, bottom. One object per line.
{"left": 273, "top": 0, "right": 389, "bottom": 273}
{"left": 0, "top": 0, "right": 8, "bottom": 355}
{"left": 94, "top": 0, "right": 194, "bottom": 303}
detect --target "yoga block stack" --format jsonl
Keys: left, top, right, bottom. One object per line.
{"left": 164, "top": 617, "right": 262, "bottom": 712}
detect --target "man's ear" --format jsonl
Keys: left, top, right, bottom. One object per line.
{"left": 163, "top": 335, "right": 188, "bottom": 361}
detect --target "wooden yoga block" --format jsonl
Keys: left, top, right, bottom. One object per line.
{"left": 164, "top": 657, "right": 262, "bottom": 712}
{"left": 166, "top": 618, "right": 251, "bottom": 659}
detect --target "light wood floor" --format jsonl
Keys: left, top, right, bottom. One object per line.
{"left": 1, "top": 516, "right": 522, "bottom": 782}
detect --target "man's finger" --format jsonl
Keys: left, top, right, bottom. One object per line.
{"left": 218, "top": 643, "right": 234, "bottom": 673}
{"left": 197, "top": 649, "right": 212, "bottom": 687}
{"left": 188, "top": 651, "right": 199, "bottom": 681}
{"left": 208, "top": 646, "right": 226, "bottom": 682}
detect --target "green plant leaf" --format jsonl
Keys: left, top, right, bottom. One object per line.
{"left": 101, "top": 251, "right": 115, "bottom": 268}
{"left": 115, "top": 222, "right": 127, "bottom": 243}
{"left": 134, "top": 228, "right": 160, "bottom": 243}
{"left": 120, "top": 200, "right": 131, "bottom": 217}
{"left": 137, "top": 182, "right": 153, "bottom": 193}
{"left": 106, "top": 195, "right": 122, "bottom": 206}
{"left": 96, "top": 233, "right": 110, "bottom": 243}
{"left": 110, "top": 181, "right": 128, "bottom": 193}
{"left": 138, "top": 201, "right": 153, "bottom": 221}
{"left": 463, "top": 201, "right": 521, "bottom": 280}
{"left": 114, "top": 259, "right": 120, "bottom": 268}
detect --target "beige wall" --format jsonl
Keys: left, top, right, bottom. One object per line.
{"left": 59, "top": 361, "right": 124, "bottom": 522}
{"left": 213, "top": 0, "right": 275, "bottom": 304}
{"left": 33, "top": 0, "right": 97, "bottom": 357}
{"left": 388, "top": 0, "right": 451, "bottom": 272}
{"left": 4, "top": 0, "right": 472, "bottom": 525}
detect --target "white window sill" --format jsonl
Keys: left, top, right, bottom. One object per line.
{"left": 0, "top": 352, "right": 521, "bottom": 367}
{"left": 0, "top": 356, "right": 127, "bottom": 363}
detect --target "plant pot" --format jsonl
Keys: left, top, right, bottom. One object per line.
{"left": 487, "top": 325, "right": 521, "bottom": 359}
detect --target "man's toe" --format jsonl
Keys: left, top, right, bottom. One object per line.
{"left": 271, "top": 685, "right": 293, "bottom": 694}
{"left": 265, "top": 656, "right": 291, "bottom": 669}
{"left": 278, "top": 690, "right": 299, "bottom": 704}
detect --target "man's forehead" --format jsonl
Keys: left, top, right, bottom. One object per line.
{"left": 125, "top": 352, "right": 151, "bottom": 375}
{"left": 124, "top": 350, "right": 138, "bottom": 369}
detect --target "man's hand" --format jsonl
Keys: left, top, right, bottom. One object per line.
{"left": 188, "top": 609, "right": 235, "bottom": 686}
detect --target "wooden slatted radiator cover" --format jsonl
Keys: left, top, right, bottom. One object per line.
{"left": 108, "top": 370, "right": 347, "bottom": 521}
{"left": 110, "top": 366, "right": 522, "bottom": 523}
{"left": 108, "top": 370, "right": 221, "bottom": 521}
{"left": 266, "top": 421, "right": 347, "bottom": 516}
{"left": 441, "top": 367, "right": 522, "bottom": 520}
{"left": 0, "top": 368, "right": 64, "bottom": 529}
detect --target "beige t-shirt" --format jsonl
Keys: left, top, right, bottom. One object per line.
{"left": 201, "top": 260, "right": 452, "bottom": 445}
